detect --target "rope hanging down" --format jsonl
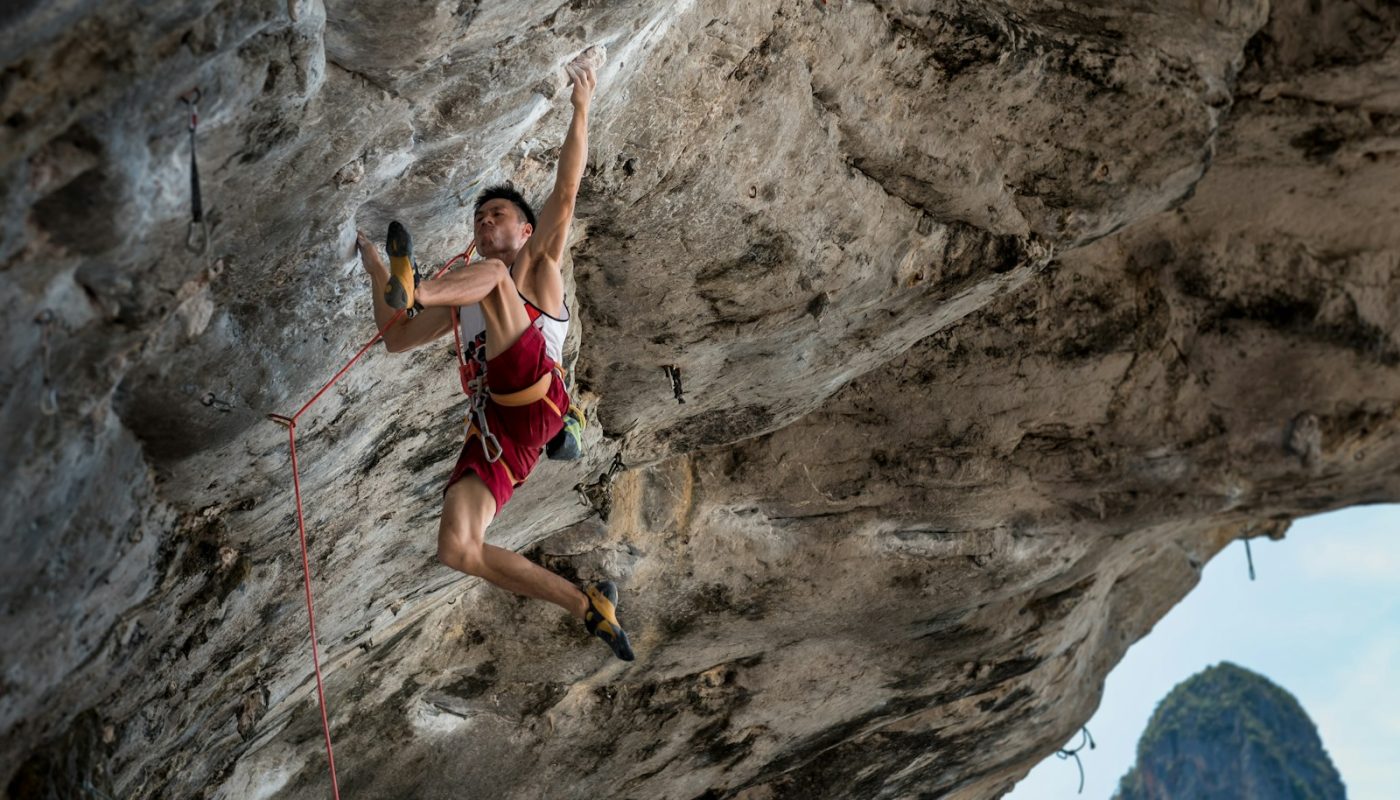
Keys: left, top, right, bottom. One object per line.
{"left": 1056, "top": 726, "right": 1096, "bottom": 794}
{"left": 267, "top": 244, "right": 474, "bottom": 800}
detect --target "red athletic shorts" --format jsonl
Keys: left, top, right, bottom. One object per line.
{"left": 443, "top": 325, "right": 568, "bottom": 510}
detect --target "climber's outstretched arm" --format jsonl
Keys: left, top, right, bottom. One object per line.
{"left": 519, "top": 59, "right": 597, "bottom": 312}
{"left": 356, "top": 230, "right": 453, "bottom": 352}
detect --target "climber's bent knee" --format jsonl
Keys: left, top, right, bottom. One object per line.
{"left": 438, "top": 475, "right": 494, "bottom": 575}
{"left": 437, "top": 535, "right": 486, "bottom": 576}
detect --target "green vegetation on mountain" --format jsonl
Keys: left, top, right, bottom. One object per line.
{"left": 1114, "top": 662, "right": 1345, "bottom": 800}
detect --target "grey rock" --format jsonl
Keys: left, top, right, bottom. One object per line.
{"left": 2, "top": 1, "right": 1398, "bottom": 799}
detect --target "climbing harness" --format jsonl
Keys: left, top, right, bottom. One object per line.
{"left": 180, "top": 89, "right": 208, "bottom": 254}
{"left": 1055, "top": 726, "right": 1096, "bottom": 794}
{"left": 450, "top": 274, "right": 568, "bottom": 471}
{"left": 35, "top": 309, "right": 58, "bottom": 416}
{"left": 266, "top": 244, "right": 473, "bottom": 800}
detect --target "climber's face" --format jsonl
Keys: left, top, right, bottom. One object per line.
{"left": 473, "top": 199, "right": 533, "bottom": 257}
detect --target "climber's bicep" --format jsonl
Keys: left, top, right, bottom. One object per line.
{"left": 526, "top": 188, "right": 575, "bottom": 266}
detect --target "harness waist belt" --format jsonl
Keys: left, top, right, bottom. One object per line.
{"left": 491, "top": 368, "right": 556, "bottom": 407}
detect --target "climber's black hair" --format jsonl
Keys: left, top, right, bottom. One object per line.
{"left": 474, "top": 184, "right": 537, "bottom": 229}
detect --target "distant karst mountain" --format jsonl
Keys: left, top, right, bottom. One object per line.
{"left": 1114, "top": 662, "right": 1346, "bottom": 800}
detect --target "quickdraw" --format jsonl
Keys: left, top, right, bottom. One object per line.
{"left": 575, "top": 452, "right": 625, "bottom": 519}
{"left": 663, "top": 364, "right": 685, "bottom": 404}
{"left": 180, "top": 88, "right": 208, "bottom": 254}
{"left": 1055, "top": 727, "right": 1096, "bottom": 795}
{"left": 35, "top": 309, "right": 58, "bottom": 416}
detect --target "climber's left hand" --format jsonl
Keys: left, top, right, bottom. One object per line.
{"left": 566, "top": 61, "right": 596, "bottom": 112}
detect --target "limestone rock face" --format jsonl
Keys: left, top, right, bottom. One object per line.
{"left": 2, "top": 1, "right": 1398, "bottom": 799}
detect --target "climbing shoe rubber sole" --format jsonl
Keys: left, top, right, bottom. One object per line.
{"left": 546, "top": 406, "right": 585, "bottom": 461}
{"left": 384, "top": 221, "right": 418, "bottom": 311}
{"left": 584, "top": 580, "right": 634, "bottom": 661}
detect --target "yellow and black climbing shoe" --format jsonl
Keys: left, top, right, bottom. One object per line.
{"left": 384, "top": 220, "right": 419, "bottom": 311}
{"left": 546, "top": 406, "right": 585, "bottom": 461}
{"left": 584, "top": 580, "right": 634, "bottom": 661}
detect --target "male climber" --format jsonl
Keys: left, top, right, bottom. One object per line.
{"left": 354, "top": 52, "right": 633, "bottom": 661}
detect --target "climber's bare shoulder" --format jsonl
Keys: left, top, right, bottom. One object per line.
{"left": 513, "top": 192, "right": 573, "bottom": 316}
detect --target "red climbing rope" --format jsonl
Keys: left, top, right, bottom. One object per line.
{"left": 267, "top": 243, "right": 474, "bottom": 799}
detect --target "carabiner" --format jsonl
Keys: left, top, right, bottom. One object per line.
{"left": 186, "top": 219, "right": 209, "bottom": 254}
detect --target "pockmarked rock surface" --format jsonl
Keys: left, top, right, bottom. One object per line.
{"left": 2, "top": 1, "right": 1398, "bottom": 798}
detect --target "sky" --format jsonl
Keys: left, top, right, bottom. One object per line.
{"left": 1005, "top": 503, "right": 1400, "bottom": 800}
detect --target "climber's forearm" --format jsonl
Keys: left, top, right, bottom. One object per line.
{"left": 551, "top": 107, "right": 589, "bottom": 201}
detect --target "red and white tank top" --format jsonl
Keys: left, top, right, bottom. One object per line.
{"left": 457, "top": 289, "right": 569, "bottom": 374}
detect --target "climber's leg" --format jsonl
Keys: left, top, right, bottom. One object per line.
{"left": 427, "top": 262, "right": 633, "bottom": 659}
{"left": 415, "top": 257, "right": 530, "bottom": 360}
{"left": 436, "top": 474, "right": 588, "bottom": 619}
